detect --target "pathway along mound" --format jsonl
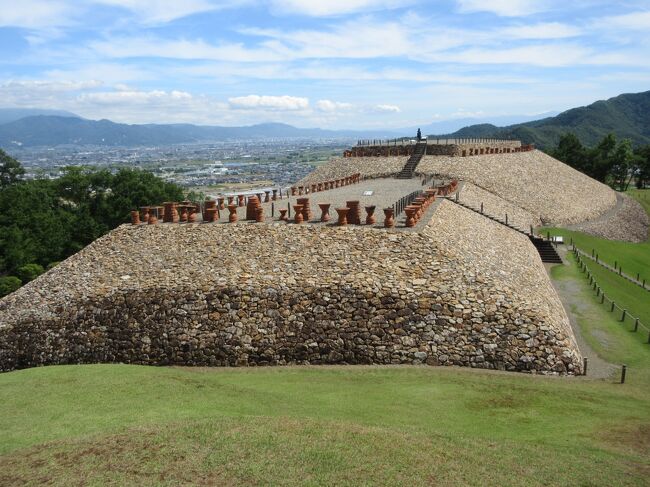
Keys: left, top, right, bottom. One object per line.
{"left": 0, "top": 211, "right": 582, "bottom": 375}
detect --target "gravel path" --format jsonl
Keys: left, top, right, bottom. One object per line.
{"left": 546, "top": 247, "right": 617, "bottom": 380}
{"left": 565, "top": 193, "right": 649, "bottom": 243}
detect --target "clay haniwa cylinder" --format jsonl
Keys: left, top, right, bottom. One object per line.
{"left": 383, "top": 208, "right": 395, "bottom": 228}
{"left": 130, "top": 210, "right": 141, "bottom": 225}
{"left": 140, "top": 206, "right": 150, "bottom": 223}
{"left": 148, "top": 210, "right": 158, "bottom": 224}
{"left": 264, "top": 191, "right": 271, "bottom": 203}
{"left": 163, "top": 202, "right": 179, "bottom": 223}
{"left": 217, "top": 197, "right": 225, "bottom": 210}
{"left": 228, "top": 204, "right": 238, "bottom": 223}
{"left": 405, "top": 206, "right": 417, "bottom": 228}
{"left": 298, "top": 186, "right": 304, "bottom": 195}
{"left": 204, "top": 207, "right": 217, "bottom": 223}
{"left": 227, "top": 196, "right": 234, "bottom": 205}
{"left": 238, "top": 195, "right": 245, "bottom": 207}
{"left": 293, "top": 204, "right": 304, "bottom": 224}
{"left": 365, "top": 205, "right": 376, "bottom": 225}
{"left": 179, "top": 205, "right": 188, "bottom": 222}
{"left": 255, "top": 206, "right": 264, "bottom": 223}
{"left": 272, "top": 189, "right": 278, "bottom": 201}
{"left": 335, "top": 207, "right": 349, "bottom": 226}
{"left": 318, "top": 203, "right": 331, "bottom": 222}
{"left": 278, "top": 208, "right": 288, "bottom": 221}
{"left": 187, "top": 205, "right": 198, "bottom": 223}
{"left": 291, "top": 187, "right": 297, "bottom": 196}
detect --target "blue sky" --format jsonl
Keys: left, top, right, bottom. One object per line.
{"left": 0, "top": 0, "right": 649, "bottom": 128}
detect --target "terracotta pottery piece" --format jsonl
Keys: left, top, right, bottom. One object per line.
{"left": 187, "top": 206, "right": 198, "bottom": 223}
{"left": 238, "top": 195, "right": 245, "bottom": 207}
{"left": 255, "top": 206, "right": 264, "bottom": 223}
{"left": 291, "top": 187, "right": 297, "bottom": 196}
{"left": 297, "top": 197, "right": 311, "bottom": 221}
{"left": 140, "top": 206, "right": 150, "bottom": 223}
{"left": 311, "top": 183, "right": 317, "bottom": 193}
{"left": 383, "top": 208, "right": 395, "bottom": 228}
{"left": 217, "top": 197, "right": 225, "bottom": 210}
{"left": 298, "top": 186, "right": 304, "bottom": 195}
{"left": 317, "top": 183, "right": 323, "bottom": 192}
{"left": 365, "top": 205, "right": 376, "bottom": 225}
{"left": 163, "top": 202, "right": 179, "bottom": 223}
{"left": 228, "top": 204, "right": 238, "bottom": 223}
{"left": 293, "top": 204, "right": 304, "bottom": 224}
{"left": 335, "top": 207, "right": 349, "bottom": 226}
{"left": 279, "top": 209, "right": 288, "bottom": 221}
{"left": 405, "top": 206, "right": 417, "bottom": 228}
{"left": 227, "top": 196, "right": 234, "bottom": 205}
{"left": 318, "top": 203, "right": 331, "bottom": 222}
{"left": 246, "top": 195, "right": 260, "bottom": 220}
{"left": 346, "top": 200, "right": 361, "bottom": 225}
{"left": 264, "top": 191, "right": 270, "bottom": 203}
{"left": 272, "top": 189, "right": 278, "bottom": 201}
{"left": 204, "top": 207, "right": 217, "bottom": 223}
{"left": 130, "top": 210, "right": 141, "bottom": 225}
{"left": 178, "top": 205, "right": 188, "bottom": 222}
{"left": 148, "top": 211, "right": 158, "bottom": 224}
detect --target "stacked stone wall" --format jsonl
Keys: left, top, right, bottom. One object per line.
{"left": 418, "top": 150, "right": 616, "bottom": 225}
{"left": 0, "top": 219, "right": 582, "bottom": 375}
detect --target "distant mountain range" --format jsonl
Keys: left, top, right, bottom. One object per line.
{"left": 0, "top": 108, "right": 80, "bottom": 125}
{"left": 0, "top": 113, "right": 399, "bottom": 148}
{"left": 436, "top": 90, "right": 650, "bottom": 148}
{"left": 1, "top": 90, "right": 649, "bottom": 149}
{"left": 403, "top": 112, "right": 559, "bottom": 136}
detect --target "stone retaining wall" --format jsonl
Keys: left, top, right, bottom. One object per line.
{"left": 0, "top": 218, "right": 582, "bottom": 375}
{"left": 299, "top": 157, "right": 407, "bottom": 185}
{"left": 418, "top": 150, "right": 617, "bottom": 225}
{"left": 459, "top": 183, "right": 542, "bottom": 230}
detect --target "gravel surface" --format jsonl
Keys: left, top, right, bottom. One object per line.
{"left": 568, "top": 193, "right": 649, "bottom": 243}
{"left": 417, "top": 150, "right": 616, "bottom": 225}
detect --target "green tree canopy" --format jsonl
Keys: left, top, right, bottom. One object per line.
{"left": 0, "top": 149, "right": 25, "bottom": 188}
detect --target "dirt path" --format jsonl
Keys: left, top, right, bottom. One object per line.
{"left": 545, "top": 247, "right": 617, "bottom": 380}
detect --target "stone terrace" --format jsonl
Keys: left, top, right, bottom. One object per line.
{"left": 298, "top": 156, "right": 407, "bottom": 185}
{"left": 0, "top": 203, "right": 582, "bottom": 374}
{"left": 417, "top": 150, "right": 616, "bottom": 225}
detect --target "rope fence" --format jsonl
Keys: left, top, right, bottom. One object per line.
{"left": 572, "top": 247, "right": 650, "bottom": 344}
{"left": 570, "top": 240, "right": 648, "bottom": 293}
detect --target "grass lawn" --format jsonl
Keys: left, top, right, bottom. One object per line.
{"left": 1, "top": 254, "right": 649, "bottom": 486}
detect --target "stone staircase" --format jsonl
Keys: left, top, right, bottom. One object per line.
{"left": 396, "top": 142, "right": 426, "bottom": 179}
{"left": 448, "top": 198, "right": 563, "bottom": 264}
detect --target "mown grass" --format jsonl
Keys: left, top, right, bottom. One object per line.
{"left": 2, "top": 197, "right": 650, "bottom": 484}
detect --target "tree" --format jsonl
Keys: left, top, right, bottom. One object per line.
{"left": 553, "top": 133, "right": 587, "bottom": 173}
{"left": 609, "top": 139, "right": 634, "bottom": 191}
{"left": 0, "top": 276, "right": 21, "bottom": 297}
{"left": 0, "top": 149, "right": 25, "bottom": 188}
{"left": 17, "top": 263, "right": 45, "bottom": 283}
{"left": 634, "top": 145, "right": 650, "bottom": 188}
{"left": 588, "top": 133, "right": 617, "bottom": 183}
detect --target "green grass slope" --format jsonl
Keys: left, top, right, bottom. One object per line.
{"left": 1, "top": 250, "right": 649, "bottom": 487}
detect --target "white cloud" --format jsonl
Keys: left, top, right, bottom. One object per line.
{"left": 78, "top": 89, "right": 192, "bottom": 105}
{"left": 269, "top": 0, "right": 416, "bottom": 16}
{"left": 316, "top": 99, "right": 353, "bottom": 111}
{"left": 92, "top": 0, "right": 231, "bottom": 24}
{"left": 0, "top": 0, "right": 74, "bottom": 28}
{"left": 375, "top": 104, "right": 401, "bottom": 112}
{"left": 452, "top": 44, "right": 591, "bottom": 67}
{"left": 595, "top": 10, "right": 650, "bottom": 30}
{"left": 1, "top": 80, "right": 103, "bottom": 92}
{"left": 456, "top": 0, "right": 553, "bottom": 17}
{"left": 228, "top": 95, "right": 309, "bottom": 110}
{"left": 502, "top": 22, "right": 581, "bottom": 39}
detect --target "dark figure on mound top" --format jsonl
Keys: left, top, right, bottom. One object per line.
{"left": 417, "top": 128, "right": 422, "bottom": 141}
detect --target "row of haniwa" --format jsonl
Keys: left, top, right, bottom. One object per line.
{"left": 130, "top": 178, "right": 458, "bottom": 228}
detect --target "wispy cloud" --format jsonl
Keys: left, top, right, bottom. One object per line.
{"left": 228, "top": 95, "right": 310, "bottom": 110}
